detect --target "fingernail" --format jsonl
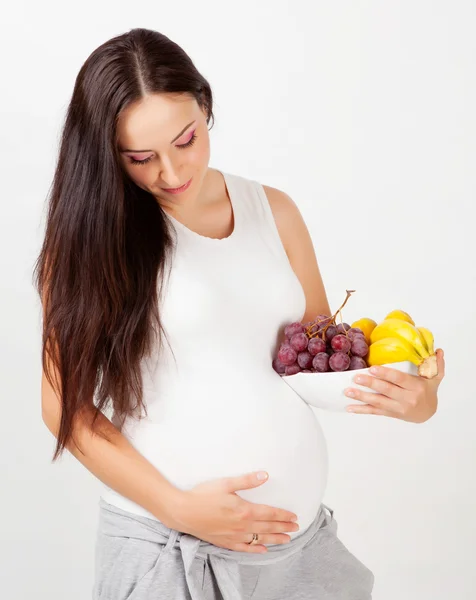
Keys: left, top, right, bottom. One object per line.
{"left": 257, "top": 472, "right": 268, "bottom": 480}
{"left": 369, "top": 366, "right": 379, "bottom": 374}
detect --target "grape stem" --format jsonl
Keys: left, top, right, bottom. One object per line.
{"left": 305, "top": 289, "right": 356, "bottom": 340}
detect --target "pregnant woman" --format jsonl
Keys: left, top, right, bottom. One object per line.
{"left": 36, "top": 28, "right": 445, "bottom": 600}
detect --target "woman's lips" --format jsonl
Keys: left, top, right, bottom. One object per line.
{"left": 161, "top": 177, "right": 192, "bottom": 194}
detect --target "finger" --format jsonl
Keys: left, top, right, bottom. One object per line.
{"left": 435, "top": 348, "right": 445, "bottom": 380}
{"left": 207, "top": 535, "right": 267, "bottom": 553}
{"left": 241, "top": 533, "right": 292, "bottom": 545}
{"left": 345, "top": 386, "right": 403, "bottom": 413}
{"left": 347, "top": 374, "right": 406, "bottom": 402}
{"left": 233, "top": 542, "right": 268, "bottom": 553}
{"left": 247, "top": 520, "right": 300, "bottom": 534}
{"left": 366, "top": 365, "right": 421, "bottom": 391}
{"left": 224, "top": 471, "right": 269, "bottom": 493}
{"left": 346, "top": 369, "right": 413, "bottom": 402}
{"left": 249, "top": 503, "right": 298, "bottom": 523}
{"left": 346, "top": 404, "right": 398, "bottom": 418}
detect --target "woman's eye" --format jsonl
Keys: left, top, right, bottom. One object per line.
{"left": 177, "top": 131, "right": 197, "bottom": 149}
{"left": 128, "top": 131, "right": 197, "bottom": 166}
{"left": 129, "top": 156, "right": 152, "bottom": 166}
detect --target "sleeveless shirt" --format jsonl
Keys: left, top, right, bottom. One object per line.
{"left": 100, "top": 170, "right": 329, "bottom": 537}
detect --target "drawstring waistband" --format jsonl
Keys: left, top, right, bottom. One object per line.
{"left": 98, "top": 498, "right": 334, "bottom": 600}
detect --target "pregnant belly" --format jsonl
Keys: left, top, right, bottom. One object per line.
{"left": 126, "top": 377, "right": 329, "bottom": 536}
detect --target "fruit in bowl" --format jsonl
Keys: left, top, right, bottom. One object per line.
{"left": 274, "top": 290, "right": 438, "bottom": 411}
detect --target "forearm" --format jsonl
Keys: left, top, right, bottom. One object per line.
{"left": 42, "top": 404, "right": 183, "bottom": 528}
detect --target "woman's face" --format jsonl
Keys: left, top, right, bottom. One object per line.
{"left": 116, "top": 92, "right": 211, "bottom": 210}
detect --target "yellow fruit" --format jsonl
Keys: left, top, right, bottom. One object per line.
{"left": 350, "top": 318, "right": 377, "bottom": 344}
{"left": 417, "top": 327, "right": 435, "bottom": 354}
{"left": 367, "top": 337, "right": 423, "bottom": 367}
{"left": 384, "top": 310, "right": 415, "bottom": 326}
{"left": 367, "top": 337, "right": 438, "bottom": 378}
{"left": 370, "top": 318, "right": 429, "bottom": 358}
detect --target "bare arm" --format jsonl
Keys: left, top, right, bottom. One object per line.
{"left": 264, "top": 184, "right": 332, "bottom": 326}
{"left": 41, "top": 370, "right": 183, "bottom": 528}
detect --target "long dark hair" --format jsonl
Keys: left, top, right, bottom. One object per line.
{"left": 33, "top": 28, "right": 215, "bottom": 461}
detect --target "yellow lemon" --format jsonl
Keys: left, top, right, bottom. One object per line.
{"left": 350, "top": 318, "right": 377, "bottom": 344}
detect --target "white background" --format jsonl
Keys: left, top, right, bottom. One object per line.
{"left": 1, "top": 1, "right": 475, "bottom": 599}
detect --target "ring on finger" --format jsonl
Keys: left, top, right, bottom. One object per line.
{"left": 247, "top": 533, "right": 259, "bottom": 545}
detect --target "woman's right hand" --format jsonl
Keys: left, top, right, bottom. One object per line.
{"left": 171, "top": 471, "right": 300, "bottom": 553}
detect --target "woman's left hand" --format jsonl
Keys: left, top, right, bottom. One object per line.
{"left": 344, "top": 349, "right": 446, "bottom": 423}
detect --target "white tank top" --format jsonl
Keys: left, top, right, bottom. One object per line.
{"left": 100, "top": 170, "right": 329, "bottom": 536}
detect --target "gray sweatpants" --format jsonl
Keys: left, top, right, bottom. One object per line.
{"left": 92, "top": 498, "right": 374, "bottom": 599}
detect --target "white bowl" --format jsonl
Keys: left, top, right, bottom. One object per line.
{"left": 281, "top": 361, "right": 418, "bottom": 412}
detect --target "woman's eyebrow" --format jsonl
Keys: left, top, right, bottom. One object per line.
{"left": 120, "top": 120, "right": 196, "bottom": 153}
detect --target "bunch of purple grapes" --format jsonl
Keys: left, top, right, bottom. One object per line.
{"left": 272, "top": 315, "right": 369, "bottom": 376}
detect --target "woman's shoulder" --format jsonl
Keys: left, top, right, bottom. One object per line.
{"left": 257, "top": 180, "right": 301, "bottom": 233}
{"left": 227, "top": 169, "right": 304, "bottom": 237}
{"left": 228, "top": 170, "right": 294, "bottom": 214}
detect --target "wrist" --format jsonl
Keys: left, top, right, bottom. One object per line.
{"left": 170, "top": 489, "right": 193, "bottom": 532}
{"left": 154, "top": 485, "right": 190, "bottom": 531}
